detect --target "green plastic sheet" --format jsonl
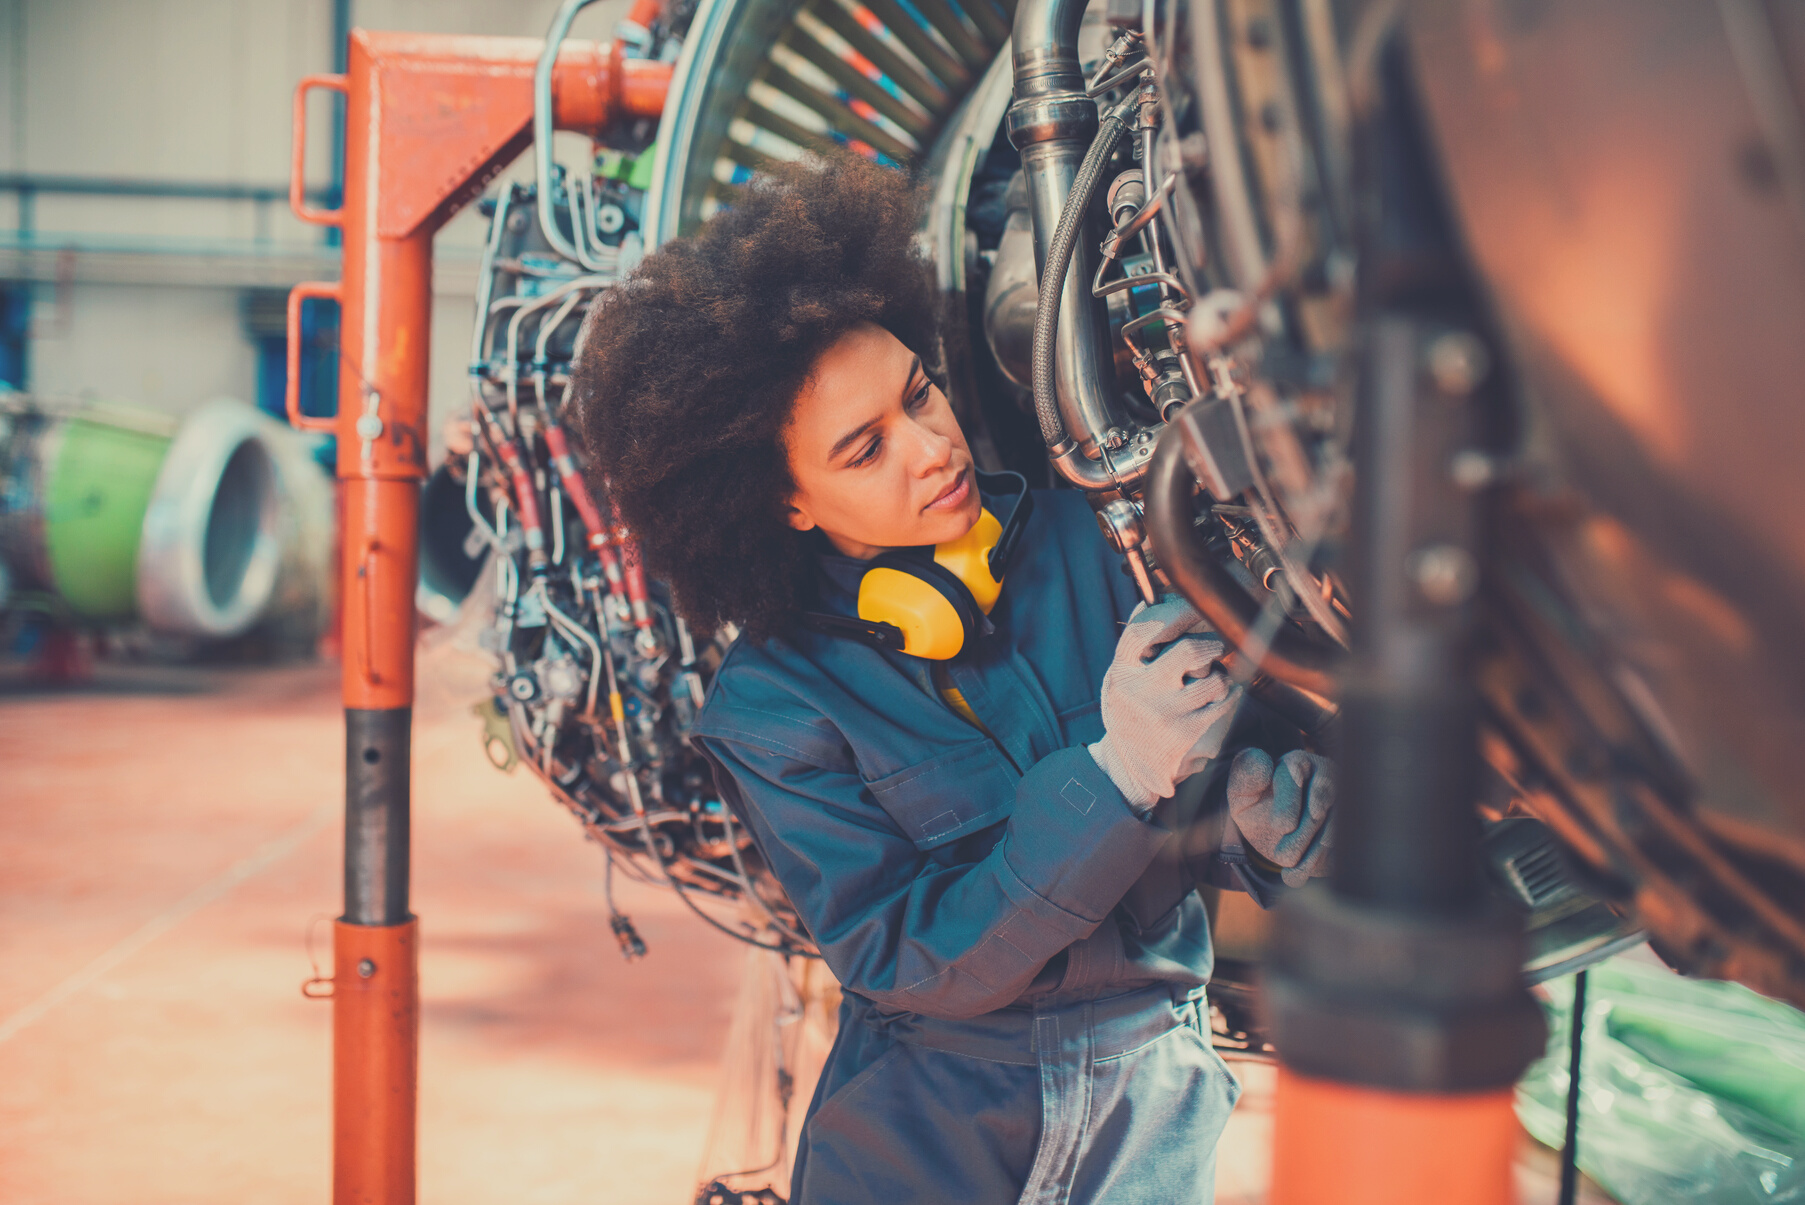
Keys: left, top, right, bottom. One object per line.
{"left": 1517, "top": 954, "right": 1805, "bottom": 1204}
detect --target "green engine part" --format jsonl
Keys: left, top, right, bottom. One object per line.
{"left": 43, "top": 416, "right": 172, "bottom": 619}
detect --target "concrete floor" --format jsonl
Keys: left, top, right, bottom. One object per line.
{"left": 1, "top": 649, "right": 742, "bottom": 1205}
{"left": 0, "top": 647, "right": 1610, "bottom": 1204}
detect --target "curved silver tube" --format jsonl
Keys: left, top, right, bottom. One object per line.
{"left": 469, "top": 186, "right": 513, "bottom": 366}
{"left": 1008, "top": 0, "right": 1131, "bottom": 479}
{"left": 535, "top": 0, "right": 613, "bottom": 272}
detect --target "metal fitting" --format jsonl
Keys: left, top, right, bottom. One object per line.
{"left": 1005, "top": 95, "right": 1099, "bottom": 148}
{"left": 1408, "top": 543, "right": 1479, "bottom": 606}
{"left": 1096, "top": 497, "right": 1145, "bottom": 553}
{"left": 1426, "top": 331, "right": 1491, "bottom": 397}
{"left": 1107, "top": 168, "right": 1147, "bottom": 227}
{"left": 1449, "top": 450, "right": 1501, "bottom": 490}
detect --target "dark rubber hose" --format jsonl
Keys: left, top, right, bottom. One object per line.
{"left": 1144, "top": 423, "right": 1342, "bottom": 699}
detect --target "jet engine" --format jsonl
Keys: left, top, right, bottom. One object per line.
{"left": 442, "top": 0, "right": 1805, "bottom": 1016}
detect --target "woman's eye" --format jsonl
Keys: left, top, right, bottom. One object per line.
{"left": 851, "top": 438, "right": 881, "bottom": 467}
{"left": 908, "top": 381, "right": 931, "bottom": 408}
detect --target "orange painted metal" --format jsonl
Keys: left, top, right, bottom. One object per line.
{"left": 333, "top": 919, "right": 419, "bottom": 1205}
{"left": 553, "top": 38, "right": 673, "bottom": 137}
{"left": 339, "top": 478, "right": 421, "bottom": 706}
{"left": 329, "top": 32, "right": 673, "bottom": 243}
{"left": 625, "top": 0, "right": 664, "bottom": 30}
{"left": 286, "top": 281, "right": 342, "bottom": 434}
{"left": 1268, "top": 1068, "right": 1521, "bottom": 1205}
{"left": 292, "top": 74, "right": 348, "bottom": 229}
{"left": 286, "top": 28, "right": 671, "bottom": 1205}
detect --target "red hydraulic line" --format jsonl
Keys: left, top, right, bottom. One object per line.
{"left": 608, "top": 503, "right": 657, "bottom": 637}
{"left": 478, "top": 408, "right": 548, "bottom": 575}
{"left": 543, "top": 424, "right": 610, "bottom": 556}
{"left": 542, "top": 421, "right": 632, "bottom": 605}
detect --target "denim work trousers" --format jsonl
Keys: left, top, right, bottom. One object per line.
{"left": 792, "top": 982, "right": 1242, "bottom": 1205}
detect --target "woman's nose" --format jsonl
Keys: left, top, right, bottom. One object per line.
{"left": 907, "top": 418, "right": 953, "bottom": 476}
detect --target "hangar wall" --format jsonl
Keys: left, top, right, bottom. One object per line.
{"left": 0, "top": 0, "right": 627, "bottom": 458}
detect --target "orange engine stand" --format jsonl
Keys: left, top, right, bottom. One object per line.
{"left": 1270, "top": 1071, "right": 1521, "bottom": 1205}
{"left": 286, "top": 30, "right": 668, "bottom": 1205}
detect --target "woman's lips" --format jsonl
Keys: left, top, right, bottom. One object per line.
{"left": 924, "top": 469, "right": 971, "bottom": 512}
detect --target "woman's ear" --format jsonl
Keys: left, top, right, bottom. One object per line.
{"left": 786, "top": 498, "right": 817, "bottom": 533}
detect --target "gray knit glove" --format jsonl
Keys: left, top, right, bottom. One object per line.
{"left": 1089, "top": 597, "right": 1242, "bottom": 812}
{"left": 1227, "top": 748, "right": 1334, "bottom": 887}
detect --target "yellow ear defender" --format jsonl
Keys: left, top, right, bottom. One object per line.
{"left": 803, "top": 471, "right": 1034, "bottom": 659}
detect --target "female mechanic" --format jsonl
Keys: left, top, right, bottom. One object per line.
{"left": 570, "top": 154, "right": 1332, "bottom": 1205}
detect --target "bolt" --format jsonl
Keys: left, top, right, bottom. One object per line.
{"left": 355, "top": 412, "right": 384, "bottom": 442}
{"left": 1408, "top": 543, "right": 1478, "bottom": 606}
{"left": 1427, "top": 331, "right": 1490, "bottom": 396}
{"left": 1450, "top": 450, "right": 1499, "bottom": 489}
{"left": 357, "top": 958, "right": 376, "bottom": 979}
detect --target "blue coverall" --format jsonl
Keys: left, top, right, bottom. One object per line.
{"left": 695, "top": 487, "right": 1283, "bottom": 1205}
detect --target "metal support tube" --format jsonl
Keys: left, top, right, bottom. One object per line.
{"left": 333, "top": 918, "right": 418, "bottom": 1205}
{"left": 345, "top": 708, "right": 412, "bottom": 925}
{"left": 1266, "top": 38, "right": 1544, "bottom": 1202}
{"left": 1335, "top": 315, "right": 1485, "bottom": 912}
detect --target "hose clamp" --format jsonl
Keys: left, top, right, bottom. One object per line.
{"left": 1007, "top": 94, "right": 1099, "bottom": 148}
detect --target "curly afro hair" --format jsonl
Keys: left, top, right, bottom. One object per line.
{"left": 570, "top": 153, "right": 938, "bottom": 639}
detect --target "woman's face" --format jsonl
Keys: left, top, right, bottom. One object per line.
{"left": 784, "top": 323, "right": 982, "bottom": 560}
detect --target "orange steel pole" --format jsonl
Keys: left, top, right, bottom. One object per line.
{"left": 289, "top": 31, "right": 668, "bottom": 1205}
{"left": 1261, "top": 36, "right": 1544, "bottom": 1205}
{"left": 1270, "top": 1071, "right": 1520, "bottom": 1205}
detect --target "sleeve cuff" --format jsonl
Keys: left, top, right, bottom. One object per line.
{"left": 1002, "top": 745, "right": 1172, "bottom": 924}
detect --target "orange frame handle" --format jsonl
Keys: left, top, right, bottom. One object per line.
{"left": 292, "top": 74, "right": 348, "bottom": 228}
{"left": 286, "top": 280, "right": 342, "bottom": 433}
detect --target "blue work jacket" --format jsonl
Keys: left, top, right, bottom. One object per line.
{"left": 694, "top": 487, "right": 1265, "bottom": 1204}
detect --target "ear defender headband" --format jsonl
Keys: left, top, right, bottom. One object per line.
{"left": 804, "top": 471, "right": 1034, "bottom": 659}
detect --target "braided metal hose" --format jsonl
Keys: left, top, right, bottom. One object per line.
{"left": 1030, "top": 96, "right": 1135, "bottom": 451}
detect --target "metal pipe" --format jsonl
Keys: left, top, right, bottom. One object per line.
{"left": 1026, "top": 98, "right": 1130, "bottom": 455}
{"left": 1008, "top": 0, "right": 1141, "bottom": 485}
{"left": 0, "top": 172, "right": 326, "bottom": 203}
{"left": 468, "top": 187, "right": 513, "bottom": 366}
{"left": 344, "top": 708, "right": 411, "bottom": 924}
{"left": 1144, "top": 423, "right": 1339, "bottom": 696}
{"left": 535, "top": 0, "right": 610, "bottom": 271}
